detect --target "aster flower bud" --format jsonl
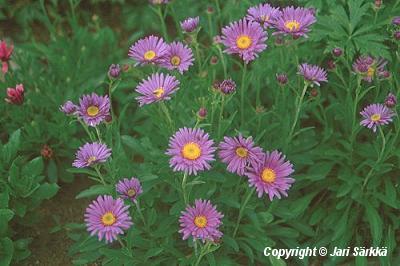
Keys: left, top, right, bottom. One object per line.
{"left": 392, "top": 17, "right": 400, "bottom": 26}
{"left": 180, "top": 17, "right": 200, "bottom": 33}
{"left": 210, "top": 56, "right": 218, "bottom": 65}
{"left": 41, "top": 144, "right": 53, "bottom": 159}
{"left": 219, "top": 79, "right": 236, "bottom": 94}
{"left": 332, "top": 48, "right": 343, "bottom": 57}
{"left": 198, "top": 107, "right": 207, "bottom": 119}
{"left": 60, "top": 100, "right": 78, "bottom": 115}
{"left": 207, "top": 6, "right": 214, "bottom": 14}
{"left": 108, "top": 64, "right": 121, "bottom": 78}
{"left": 310, "top": 88, "right": 318, "bottom": 97}
{"left": 5, "top": 84, "right": 24, "bottom": 105}
{"left": 394, "top": 31, "right": 400, "bottom": 40}
{"left": 375, "top": 0, "right": 382, "bottom": 8}
{"left": 276, "top": 73, "right": 288, "bottom": 85}
{"left": 385, "top": 93, "right": 397, "bottom": 108}
{"left": 326, "top": 59, "right": 336, "bottom": 70}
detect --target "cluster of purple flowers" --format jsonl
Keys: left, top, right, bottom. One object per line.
{"left": 353, "top": 55, "right": 389, "bottom": 82}
{"left": 219, "top": 4, "right": 316, "bottom": 63}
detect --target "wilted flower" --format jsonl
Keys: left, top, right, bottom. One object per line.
{"left": 310, "top": 88, "right": 318, "bottom": 97}
{"left": 332, "top": 48, "right": 343, "bottom": 57}
{"left": 385, "top": 93, "right": 397, "bottom": 108}
{"left": 392, "top": 17, "right": 400, "bottom": 26}
{"left": 218, "top": 135, "right": 264, "bottom": 176}
{"left": 108, "top": 64, "right": 121, "bottom": 78}
{"left": 276, "top": 73, "right": 288, "bottom": 85}
{"left": 246, "top": 3, "right": 282, "bottom": 29}
{"left": 245, "top": 150, "right": 295, "bottom": 200}
{"left": 360, "top": 103, "right": 395, "bottom": 132}
{"left": 180, "top": 16, "right": 200, "bottom": 33}
{"left": 128, "top": 35, "right": 168, "bottom": 66}
{"left": 210, "top": 56, "right": 218, "bottom": 65}
{"left": 160, "top": 42, "right": 194, "bottom": 74}
{"left": 85, "top": 195, "right": 133, "bottom": 243}
{"left": 179, "top": 199, "right": 223, "bottom": 242}
{"left": 60, "top": 100, "right": 78, "bottom": 115}
{"left": 77, "top": 93, "right": 110, "bottom": 127}
{"left": 41, "top": 144, "right": 53, "bottom": 159}
{"left": 5, "top": 84, "right": 24, "bottom": 105}
{"left": 221, "top": 18, "right": 268, "bottom": 64}
{"left": 0, "top": 40, "right": 13, "bottom": 74}
{"left": 166, "top": 127, "right": 216, "bottom": 175}
{"left": 73, "top": 142, "right": 111, "bottom": 168}
{"left": 116, "top": 177, "right": 143, "bottom": 203}
{"left": 298, "top": 63, "right": 328, "bottom": 86}
{"left": 352, "top": 56, "right": 388, "bottom": 82}
{"left": 219, "top": 79, "right": 236, "bottom": 94}
{"left": 135, "top": 73, "right": 180, "bottom": 106}
{"left": 207, "top": 6, "right": 214, "bottom": 14}
{"left": 273, "top": 6, "right": 316, "bottom": 38}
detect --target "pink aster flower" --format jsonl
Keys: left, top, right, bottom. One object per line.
{"left": 298, "top": 63, "right": 328, "bottom": 86}
{"left": 135, "top": 73, "right": 180, "bottom": 106}
{"left": 246, "top": 3, "right": 282, "bottom": 29}
{"left": 221, "top": 18, "right": 268, "bottom": 64}
{"left": 160, "top": 42, "right": 194, "bottom": 74}
{"left": 0, "top": 40, "right": 13, "bottom": 74}
{"left": 360, "top": 103, "right": 395, "bottom": 132}
{"left": 116, "top": 177, "right": 143, "bottom": 203}
{"left": 180, "top": 17, "right": 200, "bottom": 33}
{"left": 218, "top": 135, "right": 264, "bottom": 176}
{"left": 179, "top": 199, "right": 223, "bottom": 242}
{"left": 73, "top": 142, "right": 111, "bottom": 168}
{"left": 352, "top": 56, "right": 388, "bottom": 83}
{"left": 273, "top": 6, "right": 316, "bottom": 38}
{"left": 84, "top": 195, "right": 133, "bottom": 243}
{"left": 128, "top": 35, "right": 168, "bottom": 66}
{"left": 77, "top": 93, "right": 110, "bottom": 127}
{"left": 5, "top": 84, "right": 24, "bottom": 105}
{"left": 245, "top": 150, "right": 295, "bottom": 200}
{"left": 166, "top": 127, "right": 216, "bottom": 175}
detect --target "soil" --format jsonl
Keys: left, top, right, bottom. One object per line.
{"left": 20, "top": 177, "right": 94, "bottom": 266}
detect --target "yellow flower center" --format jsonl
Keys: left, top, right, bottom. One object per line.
{"left": 144, "top": 50, "right": 156, "bottom": 60}
{"left": 87, "top": 105, "right": 99, "bottom": 117}
{"left": 87, "top": 156, "right": 97, "bottom": 164}
{"left": 260, "top": 15, "right": 269, "bottom": 22}
{"left": 371, "top": 114, "right": 381, "bottom": 122}
{"left": 261, "top": 168, "right": 276, "bottom": 183}
{"left": 153, "top": 87, "right": 165, "bottom": 98}
{"left": 181, "top": 142, "right": 201, "bottom": 160}
{"left": 367, "top": 67, "right": 375, "bottom": 77}
{"left": 284, "top": 20, "right": 300, "bottom": 32}
{"left": 236, "top": 35, "right": 252, "bottom": 49}
{"left": 171, "top": 56, "right": 181, "bottom": 66}
{"left": 194, "top": 215, "right": 207, "bottom": 228}
{"left": 101, "top": 212, "right": 116, "bottom": 226}
{"left": 235, "top": 147, "right": 248, "bottom": 158}
{"left": 127, "top": 189, "right": 136, "bottom": 197}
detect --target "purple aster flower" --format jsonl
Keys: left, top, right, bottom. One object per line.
{"left": 360, "top": 103, "right": 395, "bottom": 132}
{"left": 353, "top": 56, "right": 388, "bottom": 82}
{"left": 128, "top": 35, "right": 168, "bottom": 66}
{"left": 276, "top": 73, "right": 288, "bottom": 85}
{"left": 116, "top": 177, "right": 143, "bottom": 203}
{"left": 135, "top": 73, "right": 180, "bottom": 106}
{"left": 392, "top": 16, "right": 400, "bottom": 26}
{"left": 180, "top": 16, "right": 200, "bottom": 33}
{"left": 273, "top": 6, "right": 316, "bottom": 38}
{"left": 218, "top": 135, "right": 264, "bottom": 176}
{"left": 298, "top": 63, "right": 328, "bottom": 86}
{"left": 166, "top": 127, "right": 216, "bottom": 175}
{"left": 60, "top": 100, "right": 78, "bottom": 115}
{"left": 219, "top": 78, "right": 236, "bottom": 94}
{"left": 77, "top": 93, "right": 110, "bottom": 127}
{"left": 160, "top": 42, "right": 194, "bottom": 74}
{"left": 221, "top": 18, "right": 268, "bottom": 64}
{"left": 246, "top": 3, "right": 282, "bottom": 29}
{"left": 245, "top": 150, "right": 295, "bottom": 200}
{"left": 84, "top": 195, "right": 132, "bottom": 243}
{"left": 108, "top": 64, "right": 121, "bottom": 78}
{"left": 385, "top": 93, "right": 397, "bottom": 108}
{"left": 179, "top": 199, "right": 223, "bottom": 242}
{"left": 73, "top": 142, "right": 111, "bottom": 168}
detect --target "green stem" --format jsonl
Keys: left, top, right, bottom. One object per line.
{"left": 233, "top": 187, "right": 255, "bottom": 238}
{"left": 192, "top": 34, "right": 202, "bottom": 74}
{"left": 217, "top": 46, "right": 227, "bottom": 78}
{"left": 135, "top": 201, "right": 147, "bottom": 227}
{"left": 194, "top": 242, "right": 211, "bottom": 266}
{"left": 287, "top": 83, "right": 309, "bottom": 142}
{"left": 94, "top": 165, "right": 106, "bottom": 185}
{"left": 156, "top": 6, "right": 168, "bottom": 41}
{"left": 79, "top": 119, "right": 95, "bottom": 141}
{"left": 240, "top": 63, "right": 247, "bottom": 127}
{"left": 160, "top": 102, "right": 174, "bottom": 131}
{"left": 217, "top": 95, "right": 225, "bottom": 137}
{"left": 117, "top": 237, "right": 126, "bottom": 248}
{"left": 362, "top": 127, "right": 386, "bottom": 189}
{"left": 95, "top": 127, "right": 102, "bottom": 143}
{"left": 182, "top": 172, "right": 189, "bottom": 204}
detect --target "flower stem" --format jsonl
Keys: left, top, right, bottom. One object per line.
{"left": 117, "top": 237, "right": 126, "bottom": 248}
{"left": 217, "top": 46, "right": 227, "bottom": 78}
{"left": 233, "top": 187, "right": 255, "bottom": 238}
{"left": 79, "top": 119, "right": 95, "bottom": 141}
{"left": 94, "top": 165, "right": 106, "bottom": 185}
{"left": 287, "top": 83, "right": 308, "bottom": 143}
{"left": 135, "top": 201, "right": 147, "bottom": 228}
{"left": 156, "top": 6, "right": 169, "bottom": 41}
{"left": 160, "top": 102, "right": 174, "bottom": 131}
{"left": 217, "top": 95, "right": 225, "bottom": 137}
{"left": 194, "top": 242, "right": 211, "bottom": 266}
{"left": 240, "top": 63, "right": 247, "bottom": 127}
{"left": 95, "top": 126, "right": 102, "bottom": 143}
{"left": 362, "top": 127, "right": 386, "bottom": 189}
{"left": 182, "top": 172, "right": 189, "bottom": 204}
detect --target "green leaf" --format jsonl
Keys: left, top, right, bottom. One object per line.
{"left": 364, "top": 201, "right": 383, "bottom": 246}
{"left": 0, "top": 237, "right": 14, "bottom": 266}
{"left": 269, "top": 255, "right": 287, "bottom": 266}
{"left": 22, "top": 157, "right": 44, "bottom": 177}
{"left": 32, "top": 183, "right": 59, "bottom": 200}
{"left": 75, "top": 185, "right": 112, "bottom": 199}
{"left": 2, "top": 129, "right": 21, "bottom": 164}
{"left": 47, "top": 159, "right": 58, "bottom": 183}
